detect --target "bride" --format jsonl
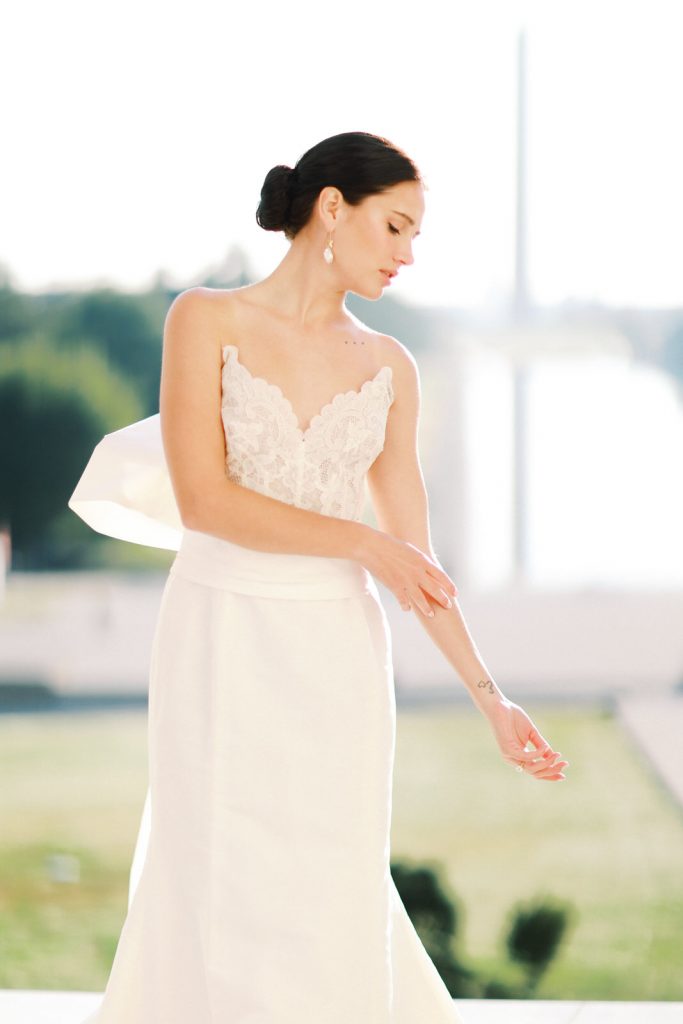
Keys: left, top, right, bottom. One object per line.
{"left": 71, "top": 130, "right": 568, "bottom": 1023}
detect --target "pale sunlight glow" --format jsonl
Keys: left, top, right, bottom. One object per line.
{"left": 527, "top": 356, "right": 683, "bottom": 587}
{"left": 1, "top": 0, "right": 680, "bottom": 308}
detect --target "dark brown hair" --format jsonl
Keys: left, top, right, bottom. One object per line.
{"left": 256, "top": 131, "right": 422, "bottom": 241}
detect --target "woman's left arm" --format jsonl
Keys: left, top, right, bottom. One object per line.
{"left": 367, "top": 340, "right": 568, "bottom": 781}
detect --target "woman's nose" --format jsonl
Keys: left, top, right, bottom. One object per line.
{"left": 399, "top": 242, "right": 415, "bottom": 266}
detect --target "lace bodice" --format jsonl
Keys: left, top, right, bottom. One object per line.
{"left": 221, "top": 344, "right": 394, "bottom": 522}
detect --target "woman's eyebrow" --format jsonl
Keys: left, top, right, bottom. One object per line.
{"left": 390, "top": 209, "right": 421, "bottom": 236}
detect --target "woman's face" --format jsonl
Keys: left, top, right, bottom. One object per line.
{"left": 332, "top": 180, "right": 425, "bottom": 300}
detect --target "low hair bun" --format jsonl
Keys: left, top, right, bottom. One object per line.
{"left": 256, "top": 164, "right": 296, "bottom": 235}
{"left": 255, "top": 133, "right": 422, "bottom": 242}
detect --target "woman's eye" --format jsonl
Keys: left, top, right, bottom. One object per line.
{"left": 388, "top": 224, "right": 400, "bottom": 235}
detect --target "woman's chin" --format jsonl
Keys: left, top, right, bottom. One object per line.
{"left": 350, "top": 282, "right": 385, "bottom": 302}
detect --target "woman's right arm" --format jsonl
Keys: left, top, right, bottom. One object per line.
{"left": 159, "top": 288, "right": 456, "bottom": 613}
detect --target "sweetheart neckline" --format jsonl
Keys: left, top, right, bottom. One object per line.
{"left": 221, "top": 343, "right": 393, "bottom": 439}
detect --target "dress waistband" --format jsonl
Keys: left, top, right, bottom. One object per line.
{"left": 169, "top": 528, "right": 376, "bottom": 600}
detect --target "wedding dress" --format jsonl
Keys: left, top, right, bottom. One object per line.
{"left": 69, "top": 341, "right": 465, "bottom": 1022}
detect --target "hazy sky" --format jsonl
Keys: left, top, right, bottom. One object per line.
{"left": 2, "top": 0, "right": 681, "bottom": 309}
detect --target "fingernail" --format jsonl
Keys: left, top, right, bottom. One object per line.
{"left": 428, "top": 609, "right": 434, "bottom": 617}
{"left": 444, "top": 598, "right": 452, "bottom": 607}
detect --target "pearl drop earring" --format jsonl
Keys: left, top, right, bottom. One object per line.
{"left": 323, "top": 234, "right": 334, "bottom": 265}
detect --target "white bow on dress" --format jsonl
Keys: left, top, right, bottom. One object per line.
{"left": 68, "top": 413, "right": 183, "bottom": 551}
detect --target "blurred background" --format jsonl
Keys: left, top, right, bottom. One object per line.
{"left": 1, "top": 0, "right": 682, "bottom": 1006}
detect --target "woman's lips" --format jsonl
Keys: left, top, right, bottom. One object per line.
{"left": 380, "top": 270, "right": 393, "bottom": 284}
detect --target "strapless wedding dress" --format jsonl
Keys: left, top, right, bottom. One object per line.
{"left": 69, "top": 342, "right": 465, "bottom": 1022}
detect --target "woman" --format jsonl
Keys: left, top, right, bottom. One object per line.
{"left": 70, "top": 131, "right": 568, "bottom": 1023}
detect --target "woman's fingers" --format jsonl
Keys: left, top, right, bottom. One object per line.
{"left": 490, "top": 704, "right": 569, "bottom": 782}
{"left": 526, "top": 725, "right": 556, "bottom": 758}
{"left": 525, "top": 755, "right": 565, "bottom": 773}
{"left": 406, "top": 568, "right": 458, "bottom": 614}
{"left": 503, "top": 746, "right": 559, "bottom": 768}
{"left": 396, "top": 581, "right": 452, "bottom": 616}
{"left": 374, "top": 536, "right": 458, "bottom": 612}
{"left": 381, "top": 542, "right": 459, "bottom": 615}
{"left": 504, "top": 746, "right": 551, "bottom": 766}
{"left": 520, "top": 754, "right": 570, "bottom": 779}
{"left": 425, "top": 564, "right": 458, "bottom": 598}
{"left": 532, "top": 765, "right": 569, "bottom": 778}
{"left": 400, "top": 588, "right": 434, "bottom": 617}
{"left": 423, "top": 579, "right": 456, "bottom": 609}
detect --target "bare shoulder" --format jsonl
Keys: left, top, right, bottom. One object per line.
{"left": 375, "top": 332, "right": 421, "bottom": 397}
{"left": 163, "top": 285, "right": 244, "bottom": 358}
{"left": 165, "top": 285, "right": 241, "bottom": 326}
{"left": 342, "top": 307, "right": 417, "bottom": 382}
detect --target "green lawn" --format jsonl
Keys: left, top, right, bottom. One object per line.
{"left": 391, "top": 702, "right": 683, "bottom": 1001}
{"left": 1, "top": 703, "right": 682, "bottom": 999}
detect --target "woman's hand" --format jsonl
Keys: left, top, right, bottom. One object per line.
{"left": 486, "top": 699, "right": 569, "bottom": 781}
{"left": 357, "top": 529, "right": 457, "bottom": 616}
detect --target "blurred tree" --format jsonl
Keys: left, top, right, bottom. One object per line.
{"left": 0, "top": 335, "right": 143, "bottom": 568}
{"left": 0, "top": 285, "right": 36, "bottom": 341}
{"left": 391, "top": 860, "right": 478, "bottom": 997}
{"left": 503, "top": 894, "right": 574, "bottom": 996}
{"left": 391, "top": 860, "right": 575, "bottom": 1000}
{"left": 52, "top": 289, "right": 163, "bottom": 414}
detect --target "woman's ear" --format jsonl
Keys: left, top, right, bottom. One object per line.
{"left": 317, "top": 186, "right": 344, "bottom": 231}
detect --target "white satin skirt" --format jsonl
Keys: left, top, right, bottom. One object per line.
{"left": 82, "top": 527, "right": 464, "bottom": 1023}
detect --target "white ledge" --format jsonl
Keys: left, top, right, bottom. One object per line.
{"left": 1, "top": 990, "right": 682, "bottom": 1023}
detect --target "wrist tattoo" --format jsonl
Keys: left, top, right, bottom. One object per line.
{"left": 477, "top": 679, "right": 495, "bottom": 694}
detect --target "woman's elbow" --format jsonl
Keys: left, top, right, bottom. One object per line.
{"left": 178, "top": 502, "right": 202, "bottom": 532}
{"left": 176, "top": 475, "right": 233, "bottom": 534}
